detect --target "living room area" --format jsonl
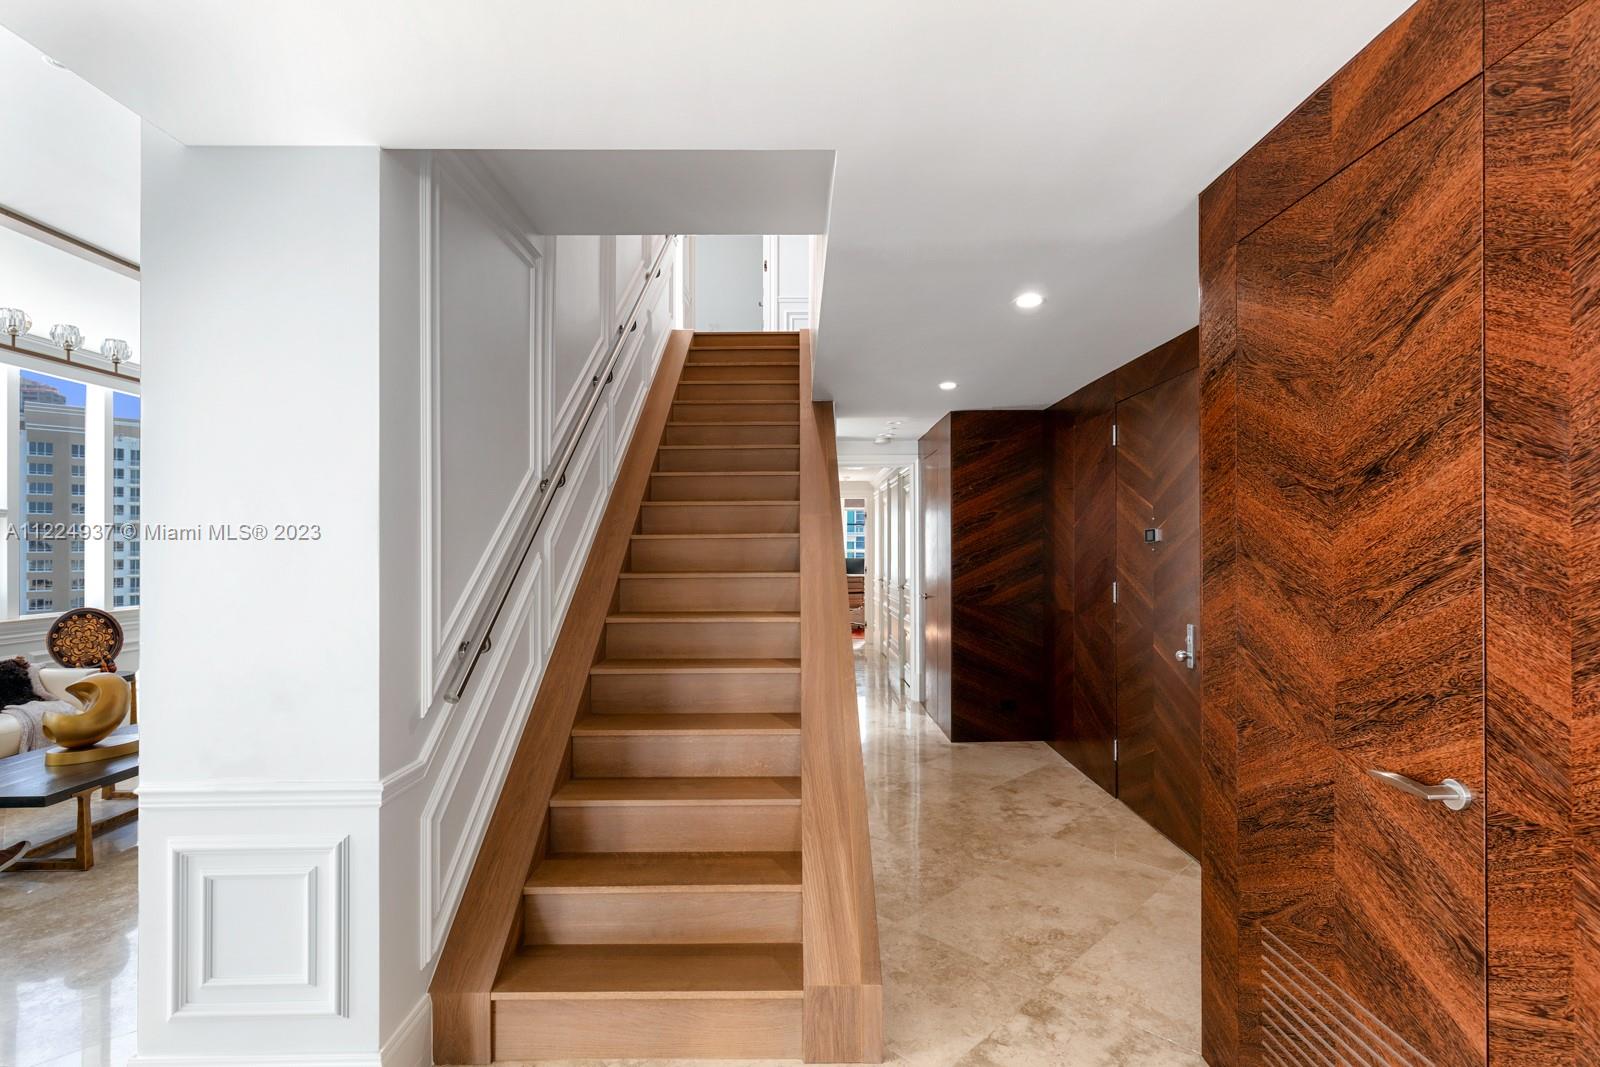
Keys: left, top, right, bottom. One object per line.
{"left": 0, "top": 22, "right": 144, "bottom": 1067}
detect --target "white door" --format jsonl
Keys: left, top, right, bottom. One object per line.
{"left": 692, "top": 235, "right": 764, "bottom": 330}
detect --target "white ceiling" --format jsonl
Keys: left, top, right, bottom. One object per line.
{"left": 0, "top": 0, "right": 1416, "bottom": 443}
{"left": 0, "top": 24, "right": 139, "bottom": 260}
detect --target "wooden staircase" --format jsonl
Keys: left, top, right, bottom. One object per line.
{"left": 432, "top": 328, "right": 879, "bottom": 1065}
{"left": 488, "top": 332, "right": 810, "bottom": 1060}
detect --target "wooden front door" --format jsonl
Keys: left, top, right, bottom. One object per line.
{"left": 1231, "top": 81, "right": 1487, "bottom": 1063}
{"left": 1115, "top": 369, "right": 1201, "bottom": 858}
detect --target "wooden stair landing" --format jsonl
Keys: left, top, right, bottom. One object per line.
{"left": 488, "top": 330, "right": 810, "bottom": 1062}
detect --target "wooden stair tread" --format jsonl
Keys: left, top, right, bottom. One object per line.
{"left": 676, "top": 380, "right": 801, "bottom": 386}
{"left": 681, "top": 361, "right": 800, "bottom": 367}
{"left": 573, "top": 713, "right": 800, "bottom": 735}
{"left": 606, "top": 612, "right": 800, "bottom": 623}
{"left": 639, "top": 499, "right": 798, "bottom": 506}
{"left": 591, "top": 657, "right": 800, "bottom": 674}
{"left": 651, "top": 469, "right": 801, "bottom": 476}
{"left": 619, "top": 571, "right": 799, "bottom": 578}
{"left": 657, "top": 444, "right": 798, "bottom": 450}
{"left": 493, "top": 944, "right": 803, "bottom": 999}
{"left": 631, "top": 532, "right": 798, "bottom": 539}
{"left": 526, "top": 851, "right": 802, "bottom": 893}
{"left": 552, "top": 777, "right": 801, "bottom": 805}
{"left": 665, "top": 420, "right": 798, "bottom": 427}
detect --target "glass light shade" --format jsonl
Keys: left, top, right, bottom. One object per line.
{"left": 0, "top": 308, "right": 30, "bottom": 340}
{"left": 102, "top": 338, "right": 132, "bottom": 365}
{"left": 49, "top": 324, "right": 82, "bottom": 351}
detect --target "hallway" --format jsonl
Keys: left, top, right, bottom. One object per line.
{"left": 860, "top": 650, "right": 1200, "bottom": 1065}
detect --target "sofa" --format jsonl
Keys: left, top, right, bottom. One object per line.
{"left": 0, "top": 667, "right": 114, "bottom": 759}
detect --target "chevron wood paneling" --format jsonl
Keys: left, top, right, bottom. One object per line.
{"left": 947, "top": 411, "right": 1049, "bottom": 742}
{"left": 1198, "top": 167, "right": 1241, "bottom": 1067}
{"left": 1234, "top": 0, "right": 1480, "bottom": 237}
{"left": 1115, "top": 369, "right": 1201, "bottom": 859}
{"left": 1484, "top": 6, "right": 1600, "bottom": 1058}
{"left": 1051, "top": 374, "right": 1119, "bottom": 790}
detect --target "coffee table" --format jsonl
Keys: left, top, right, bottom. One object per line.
{"left": 0, "top": 727, "right": 138, "bottom": 872}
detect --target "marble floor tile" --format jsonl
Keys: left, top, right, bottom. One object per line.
{"left": 13, "top": 651, "right": 1202, "bottom": 1067}
{"left": 0, "top": 786, "right": 139, "bottom": 1067}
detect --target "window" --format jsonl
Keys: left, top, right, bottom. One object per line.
{"left": 3, "top": 227, "right": 144, "bottom": 618}
{"left": 843, "top": 504, "right": 866, "bottom": 560}
{"left": 113, "top": 577, "right": 124, "bottom": 589}
{"left": 112, "top": 486, "right": 124, "bottom": 498}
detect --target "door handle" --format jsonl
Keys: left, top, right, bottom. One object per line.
{"left": 1174, "top": 623, "right": 1196, "bottom": 670}
{"left": 1368, "top": 770, "right": 1474, "bottom": 811}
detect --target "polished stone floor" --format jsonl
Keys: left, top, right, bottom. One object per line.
{"left": 2, "top": 648, "right": 1200, "bottom": 1066}
{"left": 0, "top": 786, "right": 139, "bottom": 1067}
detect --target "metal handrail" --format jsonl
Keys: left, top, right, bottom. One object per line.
{"left": 443, "top": 235, "right": 679, "bottom": 703}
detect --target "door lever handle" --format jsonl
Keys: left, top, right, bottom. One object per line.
{"left": 1368, "top": 770, "right": 1473, "bottom": 811}
{"left": 1174, "top": 623, "right": 1196, "bottom": 670}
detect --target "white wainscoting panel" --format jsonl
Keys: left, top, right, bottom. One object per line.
{"left": 417, "top": 554, "right": 544, "bottom": 961}
{"left": 169, "top": 836, "right": 350, "bottom": 1020}
{"left": 547, "top": 235, "right": 609, "bottom": 456}
{"left": 541, "top": 406, "right": 610, "bottom": 640}
{"left": 420, "top": 153, "right": 544, "bottom": 709}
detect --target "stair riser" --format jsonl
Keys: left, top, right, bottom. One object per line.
{"left": 638, "top": 503, "right": 799, "bottom": 534}
{"left": 550, "top": 803, "right": 801, "bottom": 852}
{"left": 572, "top": 733, "right": 801, "bottom": 778}
{"left": 629, "top": 538, "right": 799, "bottom": 572}
{"left": 605, "top": 621, "right": 800, "bottom": 660}
{"left": 692, "top": 332, "right": 800, "bottom": 349}
{"left": 681, "top": 363, "right": 799, "bottom": 382}
{"left": 650, "top": 474, "right": 799, "bottom": 501}
{"left": 671, "top": 402, "right": 799, "bottom": 423}
{"left": 675, "top": 382, "right": 798, "bottom": 403}
{"left": 656, "top": 448, "right": 800, "bottom": 472}
{"left": 662, "top": 423, "right": 799, "bottom": 446}
{"left": 589, "top": 671, "right": 799, "bottom": 715}
{"left": 493, "top": 998, "right": 801, "bottom": 1060}
{"left": 522, "top": 890, "right": 801, "bottom": 945}
{"left": 618, "top": 575, "right": 800, "bottom": 613}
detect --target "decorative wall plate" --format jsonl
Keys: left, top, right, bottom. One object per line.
{"left": 46, "top": 608, "right": 124, "bottom": 669}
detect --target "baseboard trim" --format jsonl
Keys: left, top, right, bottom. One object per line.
{"left": 381, "top": 994, "right": 433, "bottom": 1067}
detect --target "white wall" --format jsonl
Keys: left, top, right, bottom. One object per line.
{"left": 693, "top": 235, "right": 762, "bottom": 331}
{"left": 137, "top": 134, "right": 672, "bottom": 1065}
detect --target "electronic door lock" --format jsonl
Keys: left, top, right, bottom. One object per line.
{"left": 1144, "top": 527, "right": 1163, "bottom": 545}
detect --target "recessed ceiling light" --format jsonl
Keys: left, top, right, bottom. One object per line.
{"left": 1013, "top": 291, "right": 1045, "bottom": 310}
{"left": 886, "top": 420, "right": 903, "bottom": 427}
{"left": 874, "top": 434, "right": 894, "bottom": 445}
{"left": 939, "top": 381, "right": 958, "bottom": 391}
{"left": 41, "top": 55, "right": 68, "bottom": 70}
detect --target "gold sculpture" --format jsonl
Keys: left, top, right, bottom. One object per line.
{"left": 42, "top": 673, "right": 136, "bottom": 766}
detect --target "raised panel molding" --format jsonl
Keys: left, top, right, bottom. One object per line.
{"left": 419, "top": 151, "right": 544, "bottom": 713}
{"left": 169, "top": 836, "right": 350, "bottom": 1020}
{"left": 777, "top": 296, "right": 810, "bottom": 331}
{"left": 542, "top": 406, "right": 611, "bottom": 638}
{"left": 545, "top": 235, "right": 613, "bottom": 462}
{"left": 418, "top": 555, "right": 545, "bottom": 963}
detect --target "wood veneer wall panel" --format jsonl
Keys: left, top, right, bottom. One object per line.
{"left": 1061, "top": 375, "right": 1119, "bottom": 789}
{"left": 1235, "top": 0, "right": 1481, "bottom": 236}
{"left": 1197, "top": 169, "right": 1240, "bottom": 1067}
{"left": 1228, "top": 79, "right": 1487, "bottom": 1065}
{"left": 948, "top": 411, "right": 1048, "bottom": 742}
{"left": 1483, "top": 6, "right": 1600, "bottom": 1057}
{"left": 1486, "top": 0, "right": 1585, "bottom": 63}
{"left": 1113, "top": 327, "right": 1200, "bottom": 402}
{"left": 1046, "top": 408, "right": 1080, "bottom": 770}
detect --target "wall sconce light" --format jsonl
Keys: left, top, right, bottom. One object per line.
{"left": 102, "top": 338, "right": 132, "bottom": 372}
{"left": 0, "top": 308, "right": 30, "bottom": 344}
{"left": 49, "top": 324, "right": 83, "bottom": 359}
